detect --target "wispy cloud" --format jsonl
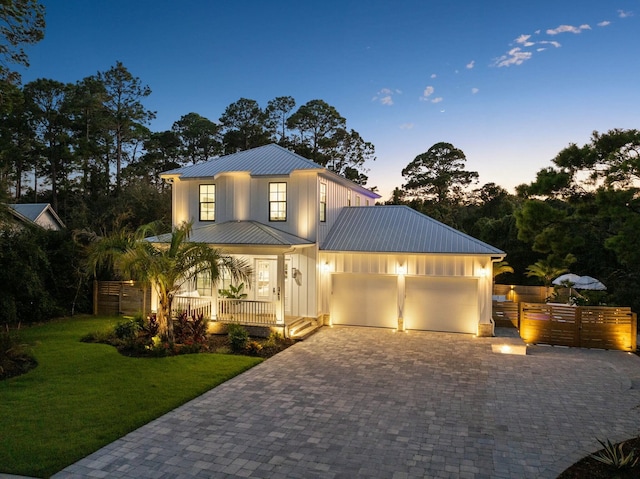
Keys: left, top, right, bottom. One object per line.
{"left": 471, "top": 88, "right": 479, "bottom": 94}
{"left": 515, "top": 34, "right": 535, "bottom": 47}
{"left": 372, "top": 88, "right": 401, "bottom": 106}
{"left": 420, "top": 86, "right": 443, "bottom": 103}
{"left": 494, "top": 47, "right": 533, "bottom": 67}
{"left": 430, "top": 73, "right": 437, "bottom": 79}
{"left": 597, "top": 20, "right": 611, "bottom": 27}
{"left": 546, "top": 24, "right": 591, "bottom": 35}
{"left": 493, "top": 17, "right": 605, "bottom": 68}
{"left": 466, "top": 60, "right": 475, "bottom": 69}
{"left": 399, "top": 123, "right": 414, "bottom": 130}
{"left": 618, "top": 9, "right": 633, "bottom": 18}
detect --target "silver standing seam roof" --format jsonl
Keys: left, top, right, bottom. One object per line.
{"left": 145, "top": 221, "right": 314, "bottom": 247}
{"left": 161, "top": 143, "right": 380, "bottom": 199}
{"left": 321, "top": 205, "right": 505, "bottom": 255}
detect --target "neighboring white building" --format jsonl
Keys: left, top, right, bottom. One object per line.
{"left": 7, "top": 203, "right": 65, "bottom": 231}
{"left": 152, "top": 144, "right": 505, "bottom": 336}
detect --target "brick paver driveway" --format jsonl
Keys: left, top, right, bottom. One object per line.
{"left": 54, "top": 326, "right": 640, "bottom": 478}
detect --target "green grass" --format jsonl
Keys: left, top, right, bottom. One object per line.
{"left": 0, "top": 316, "right": 262, "bottom": 478}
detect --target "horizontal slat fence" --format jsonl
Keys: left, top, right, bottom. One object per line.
{"left": 94, "top": 281, "right": 150, "bottom": 317}
{"left": 580, "top": 306, "right": 637, "bottom": 351}
{"left": 492, "top": 301, "right": 519, "bottom": 327}
{"left": 519, "top": 302, "right": 637, "bottom": 351}
{"left": 520, "top": 303, "right": 579, "bottom": 347}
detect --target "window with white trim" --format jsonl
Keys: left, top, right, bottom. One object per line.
{"left": 269, "top": 182, "right": 287, "bottom": 221}
{"left": 199, "top": 184, "right": 215, "bottom": 221}
{"left": 320, "top": 183, "right": 327, "bottom": 222}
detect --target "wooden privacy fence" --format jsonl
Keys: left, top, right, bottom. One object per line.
{"left": 94, "top": 281, "right": 150, "bottom": 317}
{"left": 519, "top": 302, "right": 637, "bottom": 351}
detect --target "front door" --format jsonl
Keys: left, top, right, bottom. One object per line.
{"left": 255, "top": 259, "right": 278, "bottom": 302}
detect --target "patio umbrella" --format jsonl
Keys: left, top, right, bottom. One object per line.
{"left": 552, "top": 273, "right": 581, "bottom": 286}
{"left": 573, "top": 275, "right": 607, "bottom": 290}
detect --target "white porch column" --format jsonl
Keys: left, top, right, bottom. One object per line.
{"left": 276, "top": 253, "right": 285, "bottom": 324}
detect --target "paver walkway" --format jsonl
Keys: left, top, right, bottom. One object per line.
{"left": 54, "top": 327, "right": 640, "bottom": 478}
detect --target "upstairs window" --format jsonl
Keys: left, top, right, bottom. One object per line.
{"left": 319, "top": 183, "right": 327, "bottom": 222}
{"left": 199, "top": 184, "right": 215, "bottom": 221}
{"left": 269, "top": 182, "right": 287, "bottom": 221}
{"left": 347, "top": 190, "right": 351, "bottom": 206}
{"left": 355, "top": 195, "right": 361, "bottom": 206}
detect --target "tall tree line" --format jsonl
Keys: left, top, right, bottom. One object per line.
{"left": 390, "top": 131, "right": 640, "bottom": 312}
{"left": 1, "top": 67, "right": 376, "bottom": 232}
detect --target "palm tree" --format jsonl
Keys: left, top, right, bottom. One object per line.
{"left": 85, "top": 221, "right": 252, "bottom": 342}
{"left": 525, "top": 259, "right": 567, "bottom": 288}
{"left": 493, "top": 261, "right": 514, "bottom": 280}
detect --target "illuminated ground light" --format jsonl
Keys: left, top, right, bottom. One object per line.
{"left": 491, "top": 343, "right": 527, "bottom": 355}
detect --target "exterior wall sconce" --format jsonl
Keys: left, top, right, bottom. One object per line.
{"left": 322, "top": 262, "right": 331, "bottom": 273}
{"left": 397, "top": 264, "right": 407, "bottom": 275}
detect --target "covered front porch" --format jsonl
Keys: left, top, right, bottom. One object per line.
{"left": 171, "top": 294, "right": 318, "bottom": 339}
{"left": 149, "top": 220, "right": 319, "bottom": 339}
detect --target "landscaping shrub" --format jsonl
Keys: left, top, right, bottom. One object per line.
{"left": 0, "top": 324, "right": 37, "bottom": 380}
{"left": 245, "top": 340, "right": 263, "bottom": 355}
{"left": 227, "top": 323, "right": 249, "bottom": 352}
{"left": 173, "top": 312, "right": 208, "bottom": 347}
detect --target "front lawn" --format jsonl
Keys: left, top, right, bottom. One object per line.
{"left": 0, "top": 316, "right": 262, "bottom": 478}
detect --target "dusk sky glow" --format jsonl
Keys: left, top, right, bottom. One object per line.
{"left": 20, "top": 0, "right": 640, "bottom": 199}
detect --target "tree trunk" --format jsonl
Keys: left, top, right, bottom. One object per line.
{"left": 158, "top": 292, "right": 175, "bottom": 343}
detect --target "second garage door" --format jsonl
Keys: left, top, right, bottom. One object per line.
{"left": 404, "top": 276, "right": 478, "bottom": 333}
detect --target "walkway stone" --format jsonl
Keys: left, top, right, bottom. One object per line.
{"left": 53, "top": 327, "right": 640, "bottom": 478}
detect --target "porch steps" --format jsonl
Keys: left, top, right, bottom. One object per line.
{"left": 287, "top": 317, "right": 320, "bottom": 340}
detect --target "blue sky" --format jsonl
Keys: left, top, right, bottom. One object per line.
{"left": 19, "top": 0, "right": 640, "bottom": 199}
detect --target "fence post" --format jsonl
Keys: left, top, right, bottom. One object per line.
{"left": 93, "top": 280, "right": 98, "bottom": 316}
{"left": 575, "top": 306, "right": 582, "bottom": 348}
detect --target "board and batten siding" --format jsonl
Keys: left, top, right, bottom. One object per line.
{"left": 317, "top": 174, "right": 367, "bottom": 245}
{"left": 320, "top": 252, "right": 489, "bottom": 277}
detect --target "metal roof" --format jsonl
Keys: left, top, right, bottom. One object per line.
{"left": 321, "top": 205, "right": 505, "bottom": 255}
{"left": 161, "top": 143, "right": 380, "bottom": 199}
{"left": 8, "top": 203, "right": 65, "bottom": 229}
{"left": 162, "top": 144, "right": 323, "bottom": 178}
{"left": 146, "top": 220, "right": 314, "bottom": 247}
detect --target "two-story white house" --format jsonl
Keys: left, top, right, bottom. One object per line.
{"left": 151, "top": 143, "right": 505, "bottom": 337}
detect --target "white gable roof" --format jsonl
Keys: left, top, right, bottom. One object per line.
{"left": 161, "top": 143, "right": 380, "bottom": 199}
{"left": 321, "top": 205, "right": 504, "bottom": 255}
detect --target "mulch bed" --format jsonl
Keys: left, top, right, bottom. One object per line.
{"left": 557, "top": 437, "right": 640, "bottom": 478}
{"left": 0, "top": 353, "right": 38, "bottom": 381}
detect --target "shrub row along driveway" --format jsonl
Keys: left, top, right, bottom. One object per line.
{"left": 54, "top": 327, "right": 640, "bottom": 479}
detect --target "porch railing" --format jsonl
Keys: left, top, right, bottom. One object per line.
{"left": 216, "top": 299, "right": 278, "bottom": 326}
{"left": 172, "top": 295, "right": 213, "bottom": 319}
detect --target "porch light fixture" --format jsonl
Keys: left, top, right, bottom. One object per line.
{"left": 397, "top": 264, "right": 407, "bottom": 275}
{"left": 322, "top": 262, "right": 331, "bottom": 273}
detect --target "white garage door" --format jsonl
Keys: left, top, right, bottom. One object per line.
{"left": 404, "top": 276, "right": 479, "bottom": 333}
{"left": 331, "top": 274, "right": 398, "bottom": 328}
